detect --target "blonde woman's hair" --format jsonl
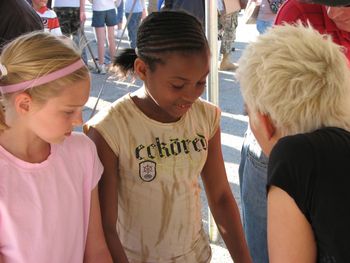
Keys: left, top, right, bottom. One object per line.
{"left": 236, "top": 23, "right": 350, "bottom": 136}
{"left": 0, "top": 31, "right": 89, "bottom": 131}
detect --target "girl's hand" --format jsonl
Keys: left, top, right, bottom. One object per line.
{"left": 87, "top": 128, "right": 130, "bottom": 263}
{"left": 80, "top": 11, "right": 87, "bottom": 23}
{"left": 201, "top": 127, "right": 253, "bottom": 263}
{"left": 142, "top": 8, "right": 147, "bottom": 20}
{"left": 83, "top": 187, "right": 113, "bottom": 263}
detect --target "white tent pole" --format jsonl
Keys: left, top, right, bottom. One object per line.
{"left": 205, "top": 0, "right": 220, "bottom": 243}
{"left": 206, "top": 0, "right": 219, "bottom": 106}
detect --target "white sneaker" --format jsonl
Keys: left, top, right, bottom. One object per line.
{"left": 116, "top": 29, "right": 123, "bottom": 39}
{"left": 98, "top": 64, "right": 107, "bottom": 74}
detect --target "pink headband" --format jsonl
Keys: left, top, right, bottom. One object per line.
{"left": 0, "top": 59, "right": 85, "bottom": 94}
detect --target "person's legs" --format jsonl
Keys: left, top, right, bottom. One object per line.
{"left": 95, "top": 27, "right": 106, "bottom": 66}
{"left": 116, "top": 0, "right": 124, "bottom": 37}
{"left": 54, "top": 7, "right": 73, "bottom": 37}
{"left": 71, "top": 8, "right": 88, "bottom": 65}
{"left": 148, "top": 0, "right": 158, "bottom": 12}
{"left": 72, "top": 32, "right": 88, "bottom": 65}
{"left": 92, "top": 10, "right": 108, "bottom": 73}
{"left": 220, "top": 11, "right": 238, "bottom": 53}
{"left": 106, "top": 26, "right": 116, "bottom": 63}
{"left": 55, "top": 7, "right": 88, "bottom": 65}
{"left": 105, "top": 9, "right": 117, "bottom": 65}
{"left": 125, "top": 12, "right": 142, "bottom": 49}
{"left": 239, "top": 127, "right": 269, "bottom": 263}
{"left": 219, "top": 11, "right": 239, "bottom": 71}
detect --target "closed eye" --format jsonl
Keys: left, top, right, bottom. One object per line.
{"left": 197, "top": 81, "right": 207, "bottom": 88}
{"left": 171, "top": 84, "right": 185, "bottom": 89}
{"left": 63, "top": 107, "right": 81, "bottom": 115}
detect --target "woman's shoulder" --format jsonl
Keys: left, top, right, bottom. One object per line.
{"left": 84, "top": 93, "right": 132, "bottom": 129}
{"left": 59, "top": 132, "right": 97, "bottom": 156}
{"left": 275, "top": 0, "right": 323, "bottom": 25}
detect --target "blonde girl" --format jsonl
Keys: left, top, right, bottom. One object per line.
{"left": 0, "top": 32, "right": 112, "bottom": 263}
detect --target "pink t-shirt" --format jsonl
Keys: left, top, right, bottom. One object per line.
{"left": 0, "top": 133, "right": 103, "bottom": 263}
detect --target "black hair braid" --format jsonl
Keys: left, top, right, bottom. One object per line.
{"left": 113, "top": 11, "right": 208, "bottom": 75}
{"left": 114, "top": 48, "right": 138, "bottom": 75}
{"left": 137, "top": 11, "right": 207, "bottom": 54}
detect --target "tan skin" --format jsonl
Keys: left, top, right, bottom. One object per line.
{"left": 249, "top": 110, "right": 317, "bottom": 263}
{"left": 255, "top": 4, "right": 349, "bottom": 260}
{"left": 87, "top": 51, "right": 252, "bottom": 263}
{"left": 0, "top": 80, "right": 112, "bottom": 263}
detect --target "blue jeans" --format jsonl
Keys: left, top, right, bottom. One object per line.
{"left": 125, "top": 12, "right": 142, "bottom": 49}
{"left": 256, "top": 19, "right": 273, "bottom": 35}
{"left": 116, "top": 0, "right": 124, "bottom": 24}
{"left": 73, "top": 33, "right": 88, "bottom": 65}
{"left": 239, "top": 127, "right": 269, "bottom": 263}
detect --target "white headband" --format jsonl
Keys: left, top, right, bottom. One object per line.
{"left": 0, "top": 63, "right": 8, "bottom": 77}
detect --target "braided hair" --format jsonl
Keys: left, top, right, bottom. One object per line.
{"left": 114, "top": 11, "right": 209, "bottom": 76}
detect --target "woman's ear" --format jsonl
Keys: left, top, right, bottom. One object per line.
{"left": 259, "top": 113, "right": 276, "bottom": 141}
{"left": 14, "top": 93, "right": 32, "bottom": 115}
{"left": 134, "top": 57, "right": 147, "bottom": 81}
{"left": 251, "top": 111, "right": 279, "bottom": 156}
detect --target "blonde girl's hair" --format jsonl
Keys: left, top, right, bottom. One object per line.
{"left": 0, "top": 31, "right": 89, "bottom": 131}
{"left": 236, "top": 23, "right": 350, "bottom": 136}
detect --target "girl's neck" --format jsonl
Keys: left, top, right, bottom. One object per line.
{"left": 130, "top": 87, "right": 180, "bottom": 123}
{"left": 0, "top": 126, "right": 51, "bottom": 163}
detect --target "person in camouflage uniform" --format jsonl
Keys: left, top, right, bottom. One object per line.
{"left": 148, "top": 0, "right": 158, "bottom": 13}
{"left": 218, "top": 0, "right": 239, "bottom": 71}
{"left": 55, "top": 7, "right": 81, "bottom": 35}
{"left": 52, "top": 0, "right": 88, "bottom": 64}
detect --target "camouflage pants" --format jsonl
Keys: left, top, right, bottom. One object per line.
{"left": 218, "top": 11, "right": 239, "bottom": 55}
{"left": 148, "top": 0, "right": 158, "bottom": 13}
{"left": 53, "top": 7, "right": 81, "bottom": 37}
{"left": 53, "top": 7, "right": 88, "bottom": 64}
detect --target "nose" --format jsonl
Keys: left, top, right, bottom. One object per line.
{"left": 72, "top": 109, "right": 83, "bottom": 127}
{"left": 182, "top": 85, "right": 204, "bottom": 102}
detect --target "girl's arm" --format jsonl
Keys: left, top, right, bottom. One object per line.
{"left": 267, "top": 186, "right": 316, "bottom": 263}
{"left": 87, "top": 128, "right": 129, "bottom": 263}
{"left": 84, "top": 187, "right": 113, "bottom": 263}
{"left": 201, "top": 127, "right": 252, "bottom": 263}
{"left": 80, "top": 0, "right": 86, "bottom": 23}
{"left": 141, "top": 0, "right": 147, "bottom": 19}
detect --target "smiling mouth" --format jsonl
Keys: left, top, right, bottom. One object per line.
{"left": 177, "top": 104, "right": 192, "bottom": 109}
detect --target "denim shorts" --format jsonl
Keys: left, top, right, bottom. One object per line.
{"left": 92, "top": 9, "right": 118, "bottom": 27}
